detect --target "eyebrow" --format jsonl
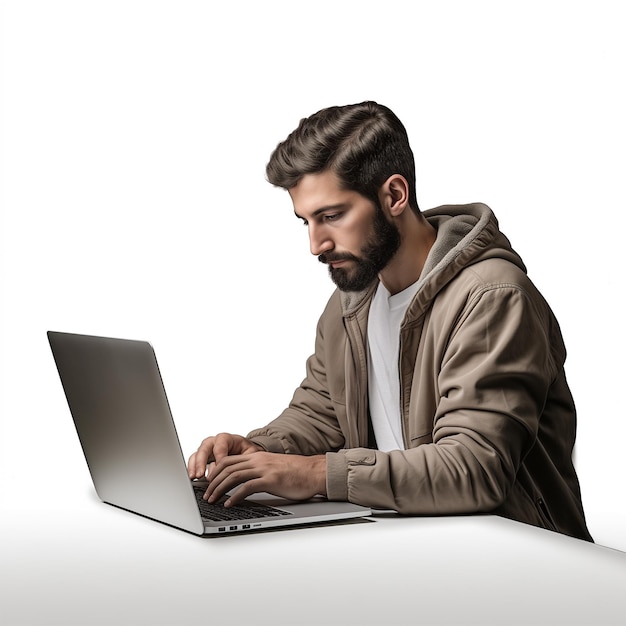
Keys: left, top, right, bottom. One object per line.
{"left": 294, "top": 203, "right": 348, "bottom": 221}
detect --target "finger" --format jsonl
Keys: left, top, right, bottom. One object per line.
{"left": 205, "top": 450, "right": 240, "bottom": 482}
{"left": 211, "top": 433, "right": 236, "bottom": 466}
{"left": 188, "top": 450, "right": 208, "bottom": 479}
{"left": 191, "top": 437, "right": 216, "bottom": 479}
{"left": 223, "top": 479, "right": 267, "bottom": 508}
{"left": 187, "top": 452, "right": 199, "bottom": 478}
{"left": 204, "top": 455, "right": 251, "bottom": 497}
{"left": 205, "top": 461, "right": 216, "bottom": 482}
{"left": 205, "top": 466, "right": 259, "bottom": 504}
{"left": 204, "top": 455, "right": 260, "bottom": 500}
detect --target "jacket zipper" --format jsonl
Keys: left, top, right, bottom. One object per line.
{"left": 398, "top": 333, "right": 409, "bottom": 449}
{"left": 345, "top": 314, "right": 369, "bottom": 448}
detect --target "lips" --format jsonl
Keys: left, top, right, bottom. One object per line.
{"left": 319, "top": 253, "right": 358, "bottom": 267}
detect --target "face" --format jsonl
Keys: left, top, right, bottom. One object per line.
{"left": 289, "top": 171, "right": 401, "bottom": 291}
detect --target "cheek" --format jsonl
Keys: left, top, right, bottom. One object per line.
{"left": 344, "top": 214, "right": 375, "bottom": 250}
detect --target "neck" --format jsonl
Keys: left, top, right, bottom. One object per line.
{"left": 379, "top": 212, "right": 437, "bottom": 295}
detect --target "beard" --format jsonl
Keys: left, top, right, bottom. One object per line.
{"left": 318, "top": 206, "right": 401, "bottom": 292}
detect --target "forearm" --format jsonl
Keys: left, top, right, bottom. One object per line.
{"left": 325, "top": 416, "right": 529, "bottom": 514}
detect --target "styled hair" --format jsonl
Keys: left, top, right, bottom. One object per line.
{"left": 266, "top": 101, "right": 419, "bottom": 212}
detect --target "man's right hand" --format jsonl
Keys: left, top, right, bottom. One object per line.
{"left": 187, "top": 433, "right": 263, "bottom": 480}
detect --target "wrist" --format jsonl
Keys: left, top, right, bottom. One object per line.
{"left": 313, "top": 454, "right": 327, "bottom": 497}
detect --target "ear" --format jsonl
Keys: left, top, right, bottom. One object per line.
{"left": 378, "top": 174, "right": 410, "bottom": 217}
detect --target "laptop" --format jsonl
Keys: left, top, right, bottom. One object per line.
{"left": 47, "top": 331, "right": 372, "bottom": 535}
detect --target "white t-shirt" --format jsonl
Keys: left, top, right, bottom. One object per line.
{"left": 367, "top": 280, "right": 420, "bottom": 452}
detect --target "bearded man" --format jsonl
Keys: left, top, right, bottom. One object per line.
{"left": 188, "top": 101, "right": 592, "bottom": 542}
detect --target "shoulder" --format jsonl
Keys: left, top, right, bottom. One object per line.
{"left": 446, "top": 258, "right": 540, "bottom": 301}
{"left": 432, "top": 258, "right": 555, "bottom": 333}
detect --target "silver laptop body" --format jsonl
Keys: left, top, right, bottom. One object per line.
{"left": 47, "top": 331, "right": 371, "bottom": 535}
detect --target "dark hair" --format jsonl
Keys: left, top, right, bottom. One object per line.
{"left": 266, "top": 101, "right": 419, "bottom": 212}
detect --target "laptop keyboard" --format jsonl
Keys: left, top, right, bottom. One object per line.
{"left": 193, "top": 486, "right": 292, "bottom": 522}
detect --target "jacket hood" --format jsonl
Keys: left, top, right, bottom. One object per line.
{"left": 340, "top": 203, "right": 526, "bottom": 316}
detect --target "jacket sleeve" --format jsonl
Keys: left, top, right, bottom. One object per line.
{"left": 247, "top": 305, "right": 347, "bottom": 456}
{"left": 326, "top": 284, "right": 553, "bottom": 514}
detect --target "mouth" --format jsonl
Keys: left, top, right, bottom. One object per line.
{"left": 329, "top": 260, "right": 350, "bottom": 269}
{"left": 319, "top": 253, "right": 357, "bottom": 269}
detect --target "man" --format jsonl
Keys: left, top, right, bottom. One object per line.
{"left": 188, "top": 101, "right": 592, "bottom": 541}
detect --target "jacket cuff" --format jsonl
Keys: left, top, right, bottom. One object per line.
{"left": 247, "top": 435, "right": 286, "bottom": 454}
{"left": 325, "top": 451, "right": 349, "bottom": 501}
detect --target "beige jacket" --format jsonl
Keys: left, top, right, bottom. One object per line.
{"left": 249, "top": 203, "right": 592, "bottom": 541}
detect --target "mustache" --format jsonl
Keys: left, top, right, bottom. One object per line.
{"left": 318, "top": 252, "right": 360, "bottom": 265}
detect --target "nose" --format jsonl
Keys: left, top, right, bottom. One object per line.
{"left": 308, "top": 223, "right": 334, "bottom": 257}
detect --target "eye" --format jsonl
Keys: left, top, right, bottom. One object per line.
{"left": 324, "top": 213, "right": 341, "bottom": 222}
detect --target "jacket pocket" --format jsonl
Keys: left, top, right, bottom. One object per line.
{"left": 409, "top": 432, "right": 433, "bottom": 446}
{"left": 536, "top": 496, "right": 556, "bottom": 531}
{"left": 495, "top": 480, "right": 555, "bottom": 532}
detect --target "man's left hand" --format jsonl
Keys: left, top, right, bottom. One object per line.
{"left": 202, "top": 452, "right": 327, "bottom": 507}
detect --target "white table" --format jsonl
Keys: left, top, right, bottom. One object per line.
{"left": 1, "top": 497, "right": 624, "bottom": 626}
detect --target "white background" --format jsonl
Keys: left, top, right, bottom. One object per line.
{"left": 2, "top": 0, "right": 625, "bottom": 555}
